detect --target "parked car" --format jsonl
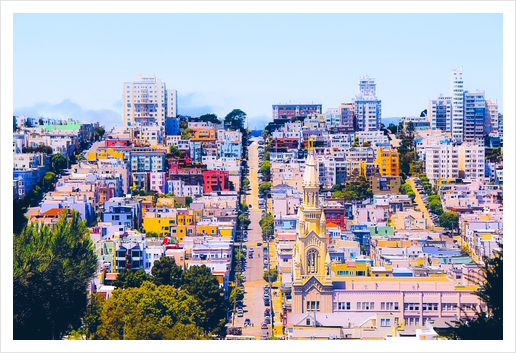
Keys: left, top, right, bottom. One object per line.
{"left": 264, "top": 316, "right": 270, "bottom": 324}
{"left": 261, "top": 323, "right": 268, "bottom": 329}
{"left": 264, "top": 284, "right": 269, "bottom": 291}
{"left": 248, "top": 252, "right": 253, "bottom": 259}
{"left": 244, "top": 318, "right": 251, "bottom": 326}
{"left": 237, "top": 308, "right": 244, "bottom": 317}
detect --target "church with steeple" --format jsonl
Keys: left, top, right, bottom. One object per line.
{"left": 292, "top": 137, "right": 334, "bottom": 314}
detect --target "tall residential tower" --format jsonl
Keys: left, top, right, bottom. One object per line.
{"left": 123, "top": 73, "right": 177, "bottom": 127}
{"left": 450, "top": 67, "right": 464, "bottom": 142}
{"left": 353, "top": 76, "right": 382, "bottom": 131}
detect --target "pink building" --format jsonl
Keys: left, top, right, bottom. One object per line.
{"left": 149, "top": 172, "right": 165, "bottom": 194}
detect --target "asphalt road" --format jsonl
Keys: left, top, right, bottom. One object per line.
{"left": 233, "top": 138, "right": 270, "bottom": 339}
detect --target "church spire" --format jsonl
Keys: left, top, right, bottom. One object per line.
{"left": 302, "top": 136, "right": 319, "bottom": 189}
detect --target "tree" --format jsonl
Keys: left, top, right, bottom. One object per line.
{"left": 52, "top": 153, "right": 67, "bottom": 173}
{"left": 242, "top": 178, "right": 250, "bottom": 190}
{"left": 43, "top": 171, "right": 56, "bottom": 191}
{"left": 437, "top": 246, "right": 502, "bottom": 340}
{"left": 170, "top": 145, "right": 180, "bottom": 157}
{"left": 229, "top": 181, "right": 235, "bottom": 191}
{"left": 420, "top": 109, "right": 427, "bottom": 117}
{"left": 13, "top": 211, "right": 97, "bottom": 340}
{"left": 260, "top": 161, "right": 271, "bottom": 180}
{"left": 259, "top": 213, "right": 274, "bottom": 240}
{"left": 181, "top": 128, "right": 194, "bottom": 140}
{"left": 146, "top": 230, "right": 161, "bottom": 238}
{"left": 406, "top": 121, "right": 416, "bottom": 136}
{"left": 224, "top": 109, "right": 246, "bottom": 131}
{"left": 94, "top": 126, "right": 105, "bottom": 141}
{"left": 239, "top": 202, "right": 249, "bottom": 213}
{"left": 439, "top": 212, "right": 459, "bottom": 231}
{"left": 185, "top": 196, "right": 193, "bottom": 207}
{"left": 229, "top": 287, "right": 244, "bottom": 307}
{"left": 238, "top": 214, "right": 251, "bottom": 229}
{"left": 83, "top": 293, "right": 105, "bottom": 340}
{"left": 259, "top": 181, "right": 272, "bottom": 194}
{"left": 151, "top": 256, "right": 183, "bottom": 288}
{"left": 351, "top": 136, "right": 360, "bottom": 147}
{"left": 95, "top": 282, "right": 206, "bottom": 340}
{"left": 362, "top": 141, "right": 371, "bottom": 148}
{"left": 387, "top": 123, "right": 398, "bottom": 135}
{"left": 13, "top": 199, "right": 28, "bottom": 235}
{"left": 332, "top": 190, "right": 345, "bottom": 198}
{"left": 113, "top": 269, "right": 153, "bottom": 289}
{"left": 181, "top": 265, "right": 226, "bottom": 335}
{"left": 263, "top": 268, "right": 278, "bottom": 283}
{"left": 199, "top": 113, "right": 221, "bottom": 125}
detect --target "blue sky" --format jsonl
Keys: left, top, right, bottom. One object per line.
{"left": 13, "top": 14, "right": 503, "bottom": 129}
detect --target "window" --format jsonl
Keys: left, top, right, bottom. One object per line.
{"left": 357, "top": 302, "right": 361, "bottom": 310}
{"left": 370, "top": 302, "right": 374, "bottom": 310}
{"left": 380, "top": 319, "right": 391, "bottom": 327}
{"left": 381, "top": 302, "right": 385, "bottom": 310}
{"left": 394, "top": 302, "right": 399, "bottom": 310}
{"left": 363, "top": 302, "right": 369, "bottom": 310}
{"left": 347, "top": 302, "right": 350, "bottom": 310}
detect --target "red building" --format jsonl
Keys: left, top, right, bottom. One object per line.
{"left": 105, "top": 139, "right": 132, "bottom": 147}
{"left": 203, "top": 170, "right": 229, "bottom": 193}
{"left": 272, "top": 138, "right": 299, "bottom": 149}
{"left": 272, "top": 103, "right": 322, "bottom": 121}
{"left": 168, "top": 159, "right": 204, "bottom": 185}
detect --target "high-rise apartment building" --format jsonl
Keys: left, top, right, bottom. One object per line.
{"left": 353, "top": 76, "right": 381, "bottom": 131}
{"left": 485, "top": 99, "right": 499, "bottom": 137}
{"left": 123, "top": 74, "right": 177, "bottom": 127}
{"left": 450, "top": 67, "right": 464, "bottom": 142}
{"left": 459, "top": 145, "right": 485, "bottom": 182}
{"left": 338, "top": 103, "right": 355, "bottom": 132}
{"left": 463, "top": 90, "right": 486, "bottom": 142}
{"left": 428, "top": 95, "right": 452, "bottom": 132}
{"left": 498, "top": 113, "right": 503, "bottom": 143}
{"left": 423, "top": 144, "right": 459, "bottom": 184}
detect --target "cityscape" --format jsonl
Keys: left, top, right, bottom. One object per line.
{"left": 8, "top": 10, "right": 508, "bottom": 347}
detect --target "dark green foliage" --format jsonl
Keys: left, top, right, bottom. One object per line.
{"left": 224, "top": 109, "right": 246, "bottom": 131}
{"left": 13, "top": 211, "right": 97, "bottom": 339}
{"left": 51, "top": 153, "right": 67, "bottom": 173}
{"left": 95, "top": 282, "right": 206, "bottom": 340}
{"left": 333, "top": 175, "right": 373, "bottom": 201}
{"left": 199, "top": 113, "right": 221, "bottom": 125}
{"left": 439, "top": 212, "right": 459, "bottom": 230}
{"left": 22, "top": 145, "right": 53, "bottom": 155}
{"left": 113, "top": 269, "right": 153, "bottom": 289}
{"left": 400, "top": 183, "right": 416, "bottom": 200}
{"left": 437, "top": 247, "right": 502, "bottom": 340}
{"left": 263, "top": 268, "right": 278, "bottom": 283}
{"left": 238, "top": 214, "right": 251, "bottom": 229}
{"left": 94, "top": 127, "right": 105, "bottom": 141}
{"left": 387, "top": 123, "right": 398, "bottom": 134}
{"left": 229, "top": 287, "right": 244, "bottom": 307}
{"left": 259, "top": 181, "right": 272, "bottom": 194}
{"left": 13, "top": 199, "right": 28, "bottom": 235}
{"left": 169, "top": 145, "right": 180, "bottom": 157}
{"left": 151, "top": 256, "right": 183, "bottom": 288}
{"left": 181, "top": 265, "right": 226, "bottom": 334}
{"left": 260, "top": 213, "right": 274, "bottom": 240}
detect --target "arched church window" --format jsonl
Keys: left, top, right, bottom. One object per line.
{"left": 307, "top": 249, "right": 319, "bottom": 274}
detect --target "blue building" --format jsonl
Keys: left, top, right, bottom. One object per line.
{"left": 349, "top": 224, "right": 371, "bottom": 254}
{"left": 219, "top": 139, "right": 242, "bottom": 159}
{"left": 104, "top": 197, "right": 142, "bottom": 229}
{"left": 165, "top": 117, "right": 180, "bottom": 135}
{"left": 463, "top": 90, "right": 487, "bottom": 142}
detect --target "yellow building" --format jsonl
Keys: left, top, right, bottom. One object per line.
{"left": 375, "top": 148, "right": 399, "bottom": 176}
{"left": 87, "top": 148, "right": 125, "bottom": 161}
{"left": 192, "top": 129, "right": 216, "bottom": 141}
